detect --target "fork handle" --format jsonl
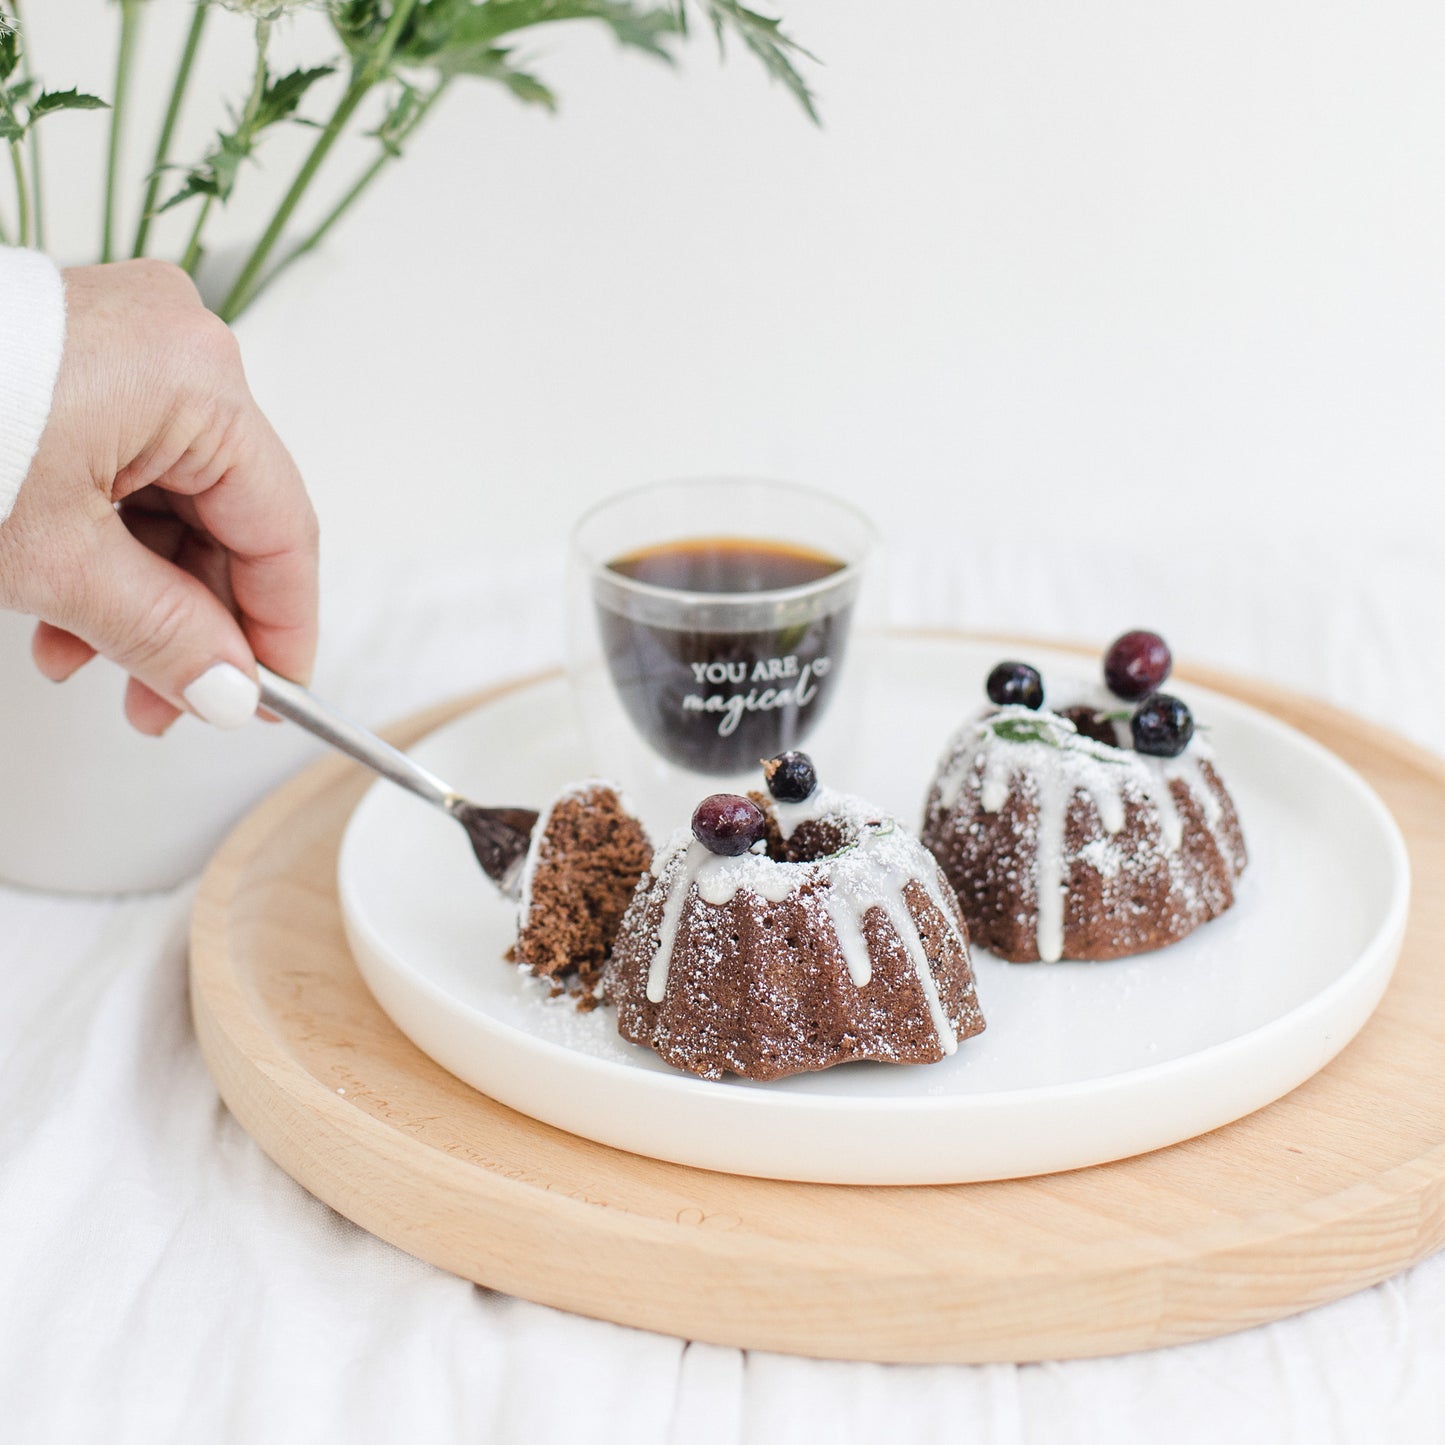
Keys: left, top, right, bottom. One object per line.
{"left": 257, "top": 666, "right": 458, "bottom": 814}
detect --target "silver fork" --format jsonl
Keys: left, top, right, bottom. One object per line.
{"left": 257, "top": 667, "right": 538, "bottom": 897}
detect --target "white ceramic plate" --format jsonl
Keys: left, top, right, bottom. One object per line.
{"left": 338, "top": 637, "right": 1410, "bottom": 1185}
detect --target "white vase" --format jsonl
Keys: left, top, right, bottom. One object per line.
{"left": 0, "top": 592, "right": 320, "bottom": 894}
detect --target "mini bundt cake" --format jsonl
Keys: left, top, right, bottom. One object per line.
{"left": 605, "top": 754, "right": 986, "bottom": 1081}
{"left": 920, "top": 633, "right": 1247, "bottom": 964}
{"left": 509, "top": 780, "right": 652, "bottom": 1005}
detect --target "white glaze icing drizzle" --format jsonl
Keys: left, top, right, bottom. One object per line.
{"left": 873, "top": 873, "right": 960, "bottom": 1053}
{"left": 1172, "top": 750, "right": 1224, "bottom": 827}
{"left": 931, "top": 692, "right": 1235, "bottom": 963}
{"left": 822, "top": 885, "right": 873, "bottom": 986}
{"left": 1031, "top": 757, "right": 1068, "bottom": 964}
{"left": 642, "top": 789, "right": 960, "bottom": 1052}
{"left": 644, "top": 837, "right": 707, "bottom": 1002}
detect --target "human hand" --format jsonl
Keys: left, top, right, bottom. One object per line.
{"left": 0, "top": 260, "right": 318, "bottom": 734}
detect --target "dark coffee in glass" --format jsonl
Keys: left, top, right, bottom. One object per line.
{"left": 594, "top": 535, "right": 859, "bottom": 775}
{"left": 571, "top": 479, "right": 875, "bottom": 781}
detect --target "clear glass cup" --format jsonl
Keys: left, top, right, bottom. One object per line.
{"left": 568, "top": 478, "right": 877, "bottom": 802}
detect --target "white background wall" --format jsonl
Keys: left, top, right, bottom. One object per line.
{"left": 18, "top": 1, "right": 1445, "bottom": 612}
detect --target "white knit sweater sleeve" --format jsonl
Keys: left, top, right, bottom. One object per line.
{"left": 0, "top": 247, "right": 66, "bottom": 527}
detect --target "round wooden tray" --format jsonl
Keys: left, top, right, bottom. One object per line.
{"left": 190, "top": 646, "right": 1445, "bottom": 1363}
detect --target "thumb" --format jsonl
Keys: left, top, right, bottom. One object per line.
{"left": 60, "top": 517, "right": 262, "bottom": 731}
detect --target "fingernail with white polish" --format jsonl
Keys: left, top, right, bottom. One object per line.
{"left": 182, "top": 663, "right": 260, "bottom": 729}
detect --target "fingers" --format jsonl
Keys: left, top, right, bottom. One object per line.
{"left": 124, "top": 677, "right": 182, "bottom": 736}
{"left": 185, "top": 407, "right": 319, "bottom": 685}
{"left": 32, "top": 621, "right": 97, "bottom": 682}
{"left": 55, "top": 511, "right": 262, "bottom": 732}
{"left": 41, "top": 495, "right": 249, "bottom": 735}
{"left": 32, "top": 498, "right": 216, "bottom": 692}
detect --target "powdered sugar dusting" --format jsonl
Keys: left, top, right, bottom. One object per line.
{"left": 922, "top": 683, "right": 1246, "bottom": 964}
{"left": 638, "top": 787, "right": 967, "bottom": 1053}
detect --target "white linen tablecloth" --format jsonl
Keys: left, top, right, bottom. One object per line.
{"left": 4, "top": 532, "right": 1444, "bottom": 1444}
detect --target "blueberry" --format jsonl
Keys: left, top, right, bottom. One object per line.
{"left": 1131, "top": 693, "right": 1194, "bottom": 757}
{"left": 986, "top": 661, "right": 1044, "bottom": 710}
{"left": 691, "top": 794, "right": 767, "bottom": 856}
{"left": 762, "top": 751, "right": 817, "bottom": 803}
{"left": 1104, "top": 630, "right": 1172, "bottom": 701}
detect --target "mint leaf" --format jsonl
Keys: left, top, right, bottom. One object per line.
{"left": 987, "top": 712, "right": 1130, "bottom": 761}
{"left": 990, "top": 716, "right": 1066, "bottom": 748}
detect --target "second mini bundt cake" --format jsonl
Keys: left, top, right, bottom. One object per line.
{"left": 921, "top": 633, "right": 1247, "bottom": 963}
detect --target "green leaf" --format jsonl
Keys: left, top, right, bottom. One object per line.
{"left": 583, "top": 2, "right": 681, "bottom": 60}
{"left": 690, "top": 0, "right": 818, "bottom": 122}
{"left": 986, "top": 712, "right": 1130, "bottom": 761}
{"left": 160, "top": 61, "right": 330, "bottom": 221}
{"left": 254, "top": 65, "right": 334, "bottom": 131}
{"left": 428, "top": 42, "right": 557, "bottom": 107}
{"left": 331, "top": 0, "right": 389, "bottom": 57}
{"left": 30, "top": 88, "right": 109, "bottom": 119}
{"left": 329, "top": 0, "right": 816, "bottom": 122}
{"left": 370, "top": 81, "right": 424, "bottom": 155}
{"left": 159, "top": 129, "right": 249, "bottom": 214}
{"left": 0, "top": 114, "right": 22, "bottom": 143}
{"left": 989, "top": 715, "right": 1067, "bottom": 748}
{"left": 155, "top": 172, "right": 220, "bottom": 214}
{"left": 0, "top": 29, "right": 19, "bottom": 85}
{"left": 498, "top": 64, "right": 556, "bottom": 107}
{"left": 400, "top": 0, "right": 680, "bottom": 69}
{"left": 206, "top": 131, "right": 250, "bottom": 199}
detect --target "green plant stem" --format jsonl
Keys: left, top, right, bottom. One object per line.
{"left": 179, "top": 194, "right": 213, "bottom": 274}
{"left": 26, "top": 108, "right": 41, "bottom": 246}
{"left": 0, "top": 78, "right": 29, "bottom": 246}
{"left": 213, "top": 74, "right": 367, "bottom": 320}
{"left": 238, "top": 80, "right": 448, "bottom": 316}
{"left": 10, "top": 0, "right": 42, "bottom": 247}
{"left": 8, "top": 141, "right": 28, "bottom": 245}
{"left": 134, "top": 0, "right": 209, "bottom": 258}
{"left": 181, "top": 17, "right": 270, "bottom": 279}
{"left": 102, "top": 0, "right": 142, "bottom": 263}
{"left": 217, "top": 0, "right": 422, "bottom": 323}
